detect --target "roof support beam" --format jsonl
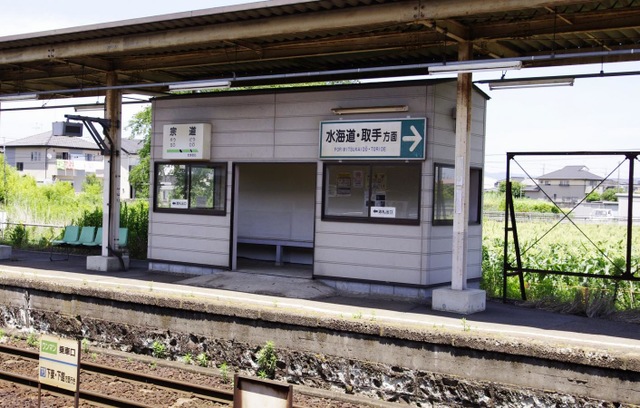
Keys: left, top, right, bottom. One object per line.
{"left": 0, "top": 0, "right": 598, "bottom": 66}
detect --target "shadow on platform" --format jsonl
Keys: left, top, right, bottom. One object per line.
{"left": 0, "top": 249, "right": 638, "bottom": 347}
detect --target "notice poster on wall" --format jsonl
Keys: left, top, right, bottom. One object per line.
{"left": 353, "top": 170, "right": 364, "bottom": 189}
{"left": 337, "top": 172, "right": 352, "bottom": 196}
{"left": 162, "top": 123, "right": 211, "bottom": 160}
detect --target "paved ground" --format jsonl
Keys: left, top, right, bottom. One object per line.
{"left": 0, "top": 249, "right": 638, "bottom": 357}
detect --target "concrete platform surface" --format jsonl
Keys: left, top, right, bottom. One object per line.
{"left": 0, "top": 249, "right": 638, "bottom": 359}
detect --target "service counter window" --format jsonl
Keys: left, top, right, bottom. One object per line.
{"left": 433, "top": 163, "right": 482, "bottom": 225}
{"left": 154, "top": 162, "right": 226, "bottom": 215}
{"left": 322, "top": 163, "right": 421, "bottom": 225}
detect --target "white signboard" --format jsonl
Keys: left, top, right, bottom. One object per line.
{"left": 39, "top": 334, "right": 80, "bottom": 392}
{"left": 371, "top": 206, "right": 396, "bottom": 218}
{"left": 163, "top": 123, "right": 211, "bottom": 160}
{"left": 234, "top": 375, "right": 292, "bottom": 408}
{"left": 320, "top": 118, "right": 426, "bottom": 160}
{"left": 170, "top": 199, "right": 188, "bottom": 209}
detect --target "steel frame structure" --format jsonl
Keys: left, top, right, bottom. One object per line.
{"left": 503, "top": 151, "right": 640, "bottom": 302}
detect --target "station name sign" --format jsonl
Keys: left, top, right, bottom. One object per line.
{"left": 319, "top": 118, "right": 426, "bottom": 160}
{"left": 163, "top": 123, "right": 211, "bottom": 160}
{"left": 39, "top": 334, "right": 81, "bottom": 392}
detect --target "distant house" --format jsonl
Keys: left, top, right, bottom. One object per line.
{"left": 524, "top": 165, "right": 603, "bottom": 205}
{"left": 4, "top": 131, "right": 142, "bottom": 199}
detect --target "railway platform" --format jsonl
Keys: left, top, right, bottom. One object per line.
{"left": 0, "top": 248, "right": 637, "bottom": 357}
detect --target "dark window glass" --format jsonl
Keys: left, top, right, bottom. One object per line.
{"left": 154, "top": 162, "right": 226, "bottom": 215}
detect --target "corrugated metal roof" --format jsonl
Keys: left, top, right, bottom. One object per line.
{"left": 1, "top": 0, "right": 640, "bottom": 99}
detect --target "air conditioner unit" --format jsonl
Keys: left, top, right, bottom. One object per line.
{"left": 52, "top": 121, "right": 83, "bottom": 137}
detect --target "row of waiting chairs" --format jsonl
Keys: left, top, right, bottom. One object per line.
{"left": 49, "top": 226, "right": 128, "bottom": 261}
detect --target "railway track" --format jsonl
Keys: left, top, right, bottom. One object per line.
{"left": 0, "top": 343, "right": 234, "bottom": 407}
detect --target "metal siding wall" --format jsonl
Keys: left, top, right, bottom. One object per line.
{"left": 313, "top": 85, "right": 430, "bottom": 285}
{"left": 150, "top": 82, "right": 486, "bottom": 286}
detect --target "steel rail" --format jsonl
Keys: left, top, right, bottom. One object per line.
{"left": 0, "top": 369, "right": 152, "bottom": 408}
{"left": 0, "top": 343, "right": 233, "bottom": 406}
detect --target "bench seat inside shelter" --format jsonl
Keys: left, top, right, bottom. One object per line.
{"left": 237, "top": 237, "right": 313, "bottom": 266}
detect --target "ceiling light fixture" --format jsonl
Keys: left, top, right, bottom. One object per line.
{"left": 331, "top": 105, "right": 409, "bottom": 115}
{"left": 168, "top": 80, "right": 231, "bottom": 91}
{"left": 0, "top": 93, "right": 39, "bottom": 102}
{"left": 429, "top": 60, "right": 522, "bottom": 74}
{"left": 74, "top": 103, "right": 105, "bottom": 112}
{"left": 487, "top": 77, "right": 575, "bottom": 90}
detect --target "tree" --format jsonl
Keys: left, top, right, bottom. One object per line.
{"left": 602, "top": 187, "right": 622, "bottom": 202}
{"left": 585, "top": 191, "right": 601, "bottom": 202}
{"left": 498, "top": 180, "right": 523, "bottom": 198}
{"left": 127, "top": 106, "right": 152, "bottom": 198}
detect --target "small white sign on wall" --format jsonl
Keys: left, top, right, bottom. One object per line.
{"left": 163, "top": 123, "right": 211, "bottom": 160}
{"left": 371, "top": 206, "right": 396, "bottom": 218}
{"left": 170, "top": 199, "right": 188, "bottom": 209}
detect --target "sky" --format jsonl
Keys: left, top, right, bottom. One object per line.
{"left": 1, "top": 0, "right": 639, "bottom": 186}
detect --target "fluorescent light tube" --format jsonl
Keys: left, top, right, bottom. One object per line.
{"left": 488, "top": 77, "right": 575, "bottom": 90}
{"left": 168, "top": 80, "right": 231, "bottom": 91}
{"left": 74, "top": 103, "right": 105, "bottom": 112}
{"left": 0, "top": 93, "right": 38, "bottom": 102}
{"left": 429, "top": 60, "right": 522, "bottom": 74}
{"left": 331, "top": 105, "right": 409, "bottom": 115}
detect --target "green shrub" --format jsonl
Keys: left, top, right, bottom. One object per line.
{"left": 482, "top": 219, "right": 640, "bottom": 313}
{"left": 256, "top": 341, "right": 278, "bottom": 379}
{"left": 73, "top": 200, "right": 148, "bottom": 259}
{"left": 151, "top": 340, "right": 166, "bottom": 359}
{"left": 196, "top": 352, "right": 209, "bottom": 367}
{"left": 8, "top": 224, "right": 28, "bottom": 248}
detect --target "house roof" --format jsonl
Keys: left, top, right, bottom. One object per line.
{"left": 538, "top": 165, "right": 603, "bottom": 181}
{"left": 121, "top": 138, "right": 143, "bottom": 155}
{"left": 4, "top": 131, "right": 100, "bottom": 150}
{"left": 5, "top": 131, "right": 143, "bottom": 155}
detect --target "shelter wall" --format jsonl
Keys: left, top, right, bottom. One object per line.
{"left": 149, "top": 81, "right": 486, "bottom": 290}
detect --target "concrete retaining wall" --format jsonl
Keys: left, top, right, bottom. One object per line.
{"left": 0, "top": 281, "right": 638, "bottom": 406}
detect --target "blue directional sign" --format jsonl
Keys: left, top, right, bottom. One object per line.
{"left": 319, "top": 118, "right": 426, "bottom": 160}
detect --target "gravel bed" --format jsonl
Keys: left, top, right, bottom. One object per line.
{"left": 0, "top": 335, "right": 380, "bottom": 408}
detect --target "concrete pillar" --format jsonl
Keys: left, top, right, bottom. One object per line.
{"left": 432, "top": 42, "right": 486, "bottom": 314}
{"left": 88, "top": 72, "right": 124, "bottom": 271}
{"left": 105, "top": 72, "right": 122, "bottom": 254}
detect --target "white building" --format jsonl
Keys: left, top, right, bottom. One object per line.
{"left": 148, "top": 80, "right": 487, "bottom": 299}
{"left": 4, "top": 131, "right": 142, "bottom": 199}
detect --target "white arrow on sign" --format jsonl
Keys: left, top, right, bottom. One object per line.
{"left": 402, "top": 125, "right": 422, "bottom": 152}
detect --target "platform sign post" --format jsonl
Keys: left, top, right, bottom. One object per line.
{"left": 234, "top": 374, "right": 293, "bottom": 407}
{"left": 38, "top": 334, "right": 81, "bottom": 408}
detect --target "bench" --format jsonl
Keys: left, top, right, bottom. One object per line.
{"left": 50, "top": 226, "right": 129, "bottom": 261}
{"left": 237, "top": 237, "right": 313, "bottom": 265}
{"left": 50, "top": 225, "right": 82, "bottom": 261}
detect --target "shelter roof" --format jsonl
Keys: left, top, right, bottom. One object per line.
{"left": 1, "top": 0, "right": 640, "bottom": 99}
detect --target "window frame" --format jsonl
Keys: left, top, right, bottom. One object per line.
{"left": 321, "top": 161, "right": 422, "bottom": 226}
{"left": 432, "top": 163, "right": 482, "bottom": 226}
{"left": 153, "top": 161, "right": 227, "bottom": 216}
